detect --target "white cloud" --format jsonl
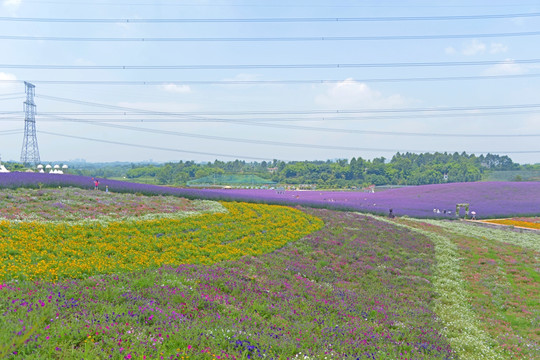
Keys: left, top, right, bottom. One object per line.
{"left": 446, "top": 40, "right": 507, "bottom": 57}
{"left": 462, "top": 39, "right": 486, "bottom": 56}
{"left": 0, "top": 72, "right": 17, "bottom": 82}
{"left": 490, "top": 42, "right": 508, "bottom": 54}
{"left": 3, "top": 0, "right": 21, "bottom": 7}
{"left": 162, "top": 83, "right": 192, "bottom": 94}
{"left": 0, "top": 72, "right": 18, "bottom": 90}
{"left": 445, "top": 46, "right": 457, "bottom": 55}
{"left": 315, "top": 78, "right": 408, "bottom": 109}
{"left": 483, "top": 59, "right": 526, "bottom": 75}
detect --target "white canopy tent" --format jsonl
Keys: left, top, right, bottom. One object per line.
{"left": 0, "top": 156, "right": 10, "bottom": 173}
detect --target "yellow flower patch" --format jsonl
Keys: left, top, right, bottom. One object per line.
{"left": 0, "top": 202, "right": 323, "bottom": 282}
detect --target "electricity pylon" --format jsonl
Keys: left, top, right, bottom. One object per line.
{"left": 20, "top": 82, "right": 40, "bottom": 166}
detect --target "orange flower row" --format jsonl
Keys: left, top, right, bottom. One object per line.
{"left": 483, "top": 219, "right": 540, "bottom": 230}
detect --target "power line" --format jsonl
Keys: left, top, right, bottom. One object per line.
{"left": 0, "top": 92, "right": 25, "bottom": 97}
{"left": 0, "top": 107, "right": 532, "bottom": 122}
{"left": 51, "top": 114, "right": 540, "bottom": 138}
{"left": 0, "top": 107, "right": 530, "bottom": 124}
{"left": 0, "top": 130, "right": 22, "bottom": 136}
{"left": 5, "top": 59, "right": 540, "bottom": 70}
{"left": 22, "top": 109, "right": 540, "bottom": 122}
{"left": 231, "top": 119, "right": 540, "bottom": 138}
{"left": 37, "top": 130, "right": 540, "bottom": 156}
{"left": 37, "top": 130, "right": 276, "bottom": 161}
{"left": 3, "top": 31, "right": 540, "bottom": 42}
{"left": 0, "top": 96, "right": 23, "bottom": 101}
{"left": 35, "top": 94, "right": 540, "bottom": 115}
{"left": 51, "top": 116, "right": 424, "bottom": 152}
{"left": 1, "top": 12, "right": 540, "bottom": 23}
{"left": 1, "top": 73, "right": 540, "bottom": 85}
{"left": 14, "top": 1, "right": 540, "bottom": 9}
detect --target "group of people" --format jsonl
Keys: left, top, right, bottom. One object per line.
{"left": 432, "top": 207, "right": 477, "bottom": 219}
{"left": 433, "top": 208, "right": 453, "bottom": 215}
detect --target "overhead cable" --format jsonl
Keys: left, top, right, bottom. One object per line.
{"left": 1, "top": 12, "right": 540, "bottom": 23}
{"left": 0, "top": 130, "right": 22, "bottom": 136}
{"left": 50, "top": 114, "right": 539, "bottom": 138}
{"left": 2, "top": 31, "right": 540, "bottom": 42}
{"left": 1, "top": 73, "right": 540, "bottom": 85}
{"left": 0, "top": 96, "right": 24, "bottom": 101}
{"left": 0, "top": 92, "right": 25, "bottom": 97}
{"left": 23, "top": 109, "right": 540, "bottom": 123}
{"left": 4, "top": 58, "right": 540, "bottom": 70}
{"left": 34, "top": 94, "right": 540, "bottom": 115}
{"left": 37, "top": 130, "right": 540, "bottom": 155}
{"left": 227, "top": 119, "right": 540, "bottom": 137}
{"left": 37, "top": 130, "right": 278, "bottom": 161}
{"left": 51, "top": 116, "right": 423, "bottom": 152}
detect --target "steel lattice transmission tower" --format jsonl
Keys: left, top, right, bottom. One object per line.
{"left": 20, "top": 81, "right": 40, "bottom": 166}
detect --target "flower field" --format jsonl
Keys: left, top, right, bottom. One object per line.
{"left": 0, "top": 187, "right": 223, "bottom": 222}
{"left": 0, "top": 176, "right": 538, "bottom": 359}
{"left": 481, "top": 217, "right": 540, "bottom": 230}
{"left": 2, "top": 172, "right": 539, "bottom": 218}
{"left": 192, "top": 182, "right": 540, "bottom": 219}
{"left": 1, "top": 206, "right": 455, "bottom": 360}
{"left": 0, "top": 190, "right": 322, "bottom": 282}
{"left": 390, "top": 217, "right": 540, "bottom": 359}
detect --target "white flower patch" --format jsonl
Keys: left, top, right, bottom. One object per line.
{"left": 419, "top": 219, "right": 540, "bottom": 252}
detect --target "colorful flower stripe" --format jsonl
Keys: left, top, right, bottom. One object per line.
{"left": 0, "top": 187, "right": 224, "bottom": 222}
{"left": 369, "top": 215, "right": 505, "bottom": 360}
{"left": 0, "top": 202, "right": 323, "bottom": 282}
{"left": 396, "top": 217, "right": 540, "bottom": 359}
{"left": 483, "top": 219, "right": 540, "bottom": 230}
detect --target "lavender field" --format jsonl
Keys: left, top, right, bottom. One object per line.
{"left": 1, "top": 173, "right": 538, "bottom": 218}
{"left": 190, "top": 182, "right": 540, "bottom": 218}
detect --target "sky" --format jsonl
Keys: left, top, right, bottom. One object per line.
{"left": 0, "top": 0, "right": 539, "bottom": 164}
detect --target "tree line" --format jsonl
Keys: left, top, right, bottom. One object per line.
{"left": 101, "top": 152, "right": 534, "bottom": 188}
{"left": 4, "top": 152, "right": 535, "bottom": 188}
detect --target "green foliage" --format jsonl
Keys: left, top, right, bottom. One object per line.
{"left": 2, "top": 162, "right": 27, "bottom": 172}
{"left": 482, "top": 169, "right": 540, "bottom": 182}
{"left": 187, "top": 174, "right": 275, "bottom": 186}
{"left": 63, "top": 152, "right": 530, "bottom": 188}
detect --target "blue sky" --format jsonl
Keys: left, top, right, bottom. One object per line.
{"left": 1, "top": 0, "right": 539, "bottom": 164}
